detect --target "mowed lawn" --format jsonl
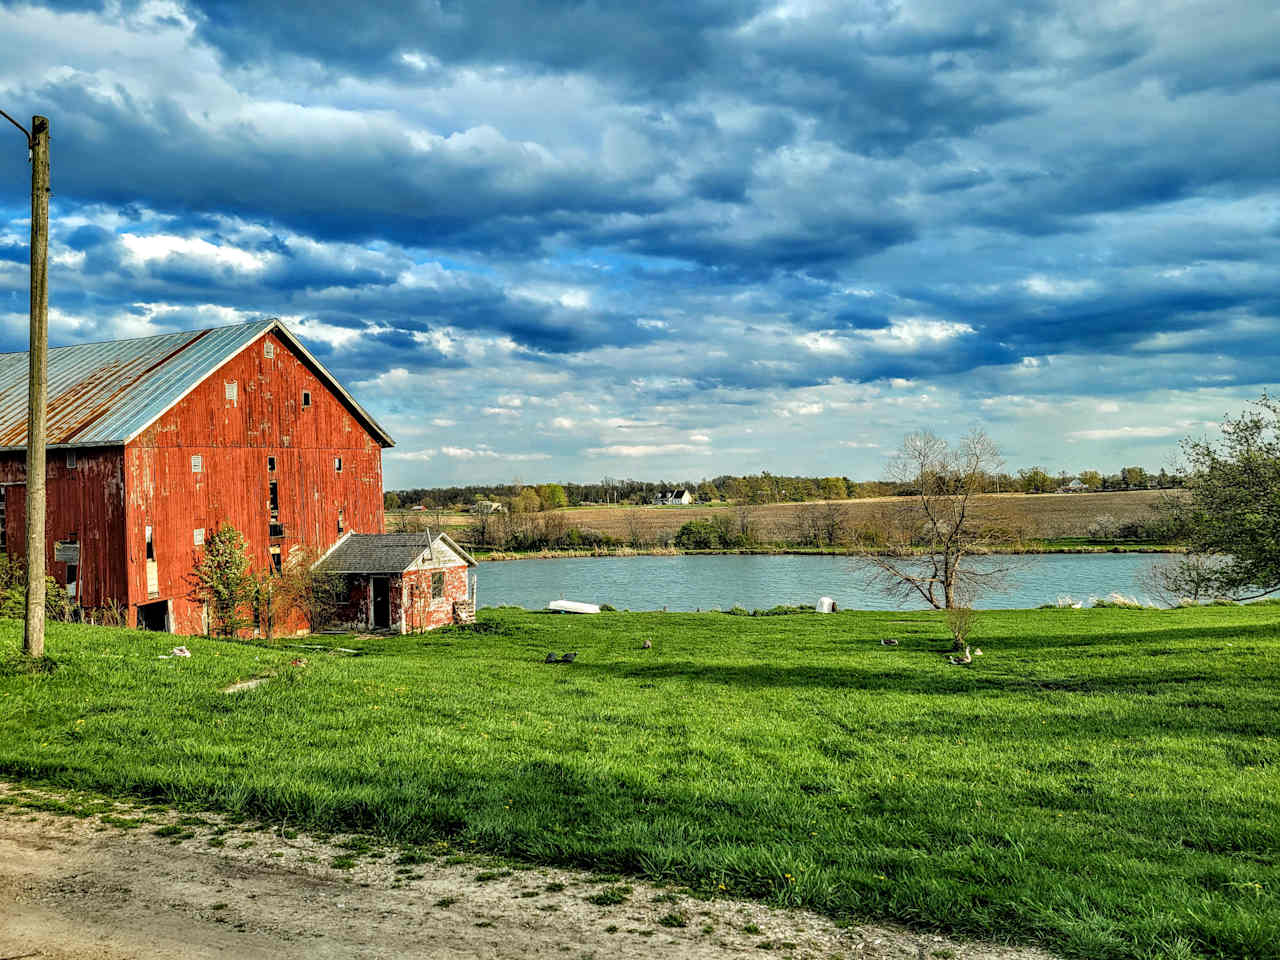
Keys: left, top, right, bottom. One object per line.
{"left": 2, "top": 605, "right": 1279, "bottom": 959}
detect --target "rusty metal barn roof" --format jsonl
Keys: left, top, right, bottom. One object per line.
{"left": 0, "top": 319, "right": 393, "bottom": 449}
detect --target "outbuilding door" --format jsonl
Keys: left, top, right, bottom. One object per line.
{"left": 372, "top": 576, "right": 391, "bottom": 629}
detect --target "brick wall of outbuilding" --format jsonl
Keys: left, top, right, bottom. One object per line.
{"left": 401, "top": 564, "right": 469, "bottom": 633}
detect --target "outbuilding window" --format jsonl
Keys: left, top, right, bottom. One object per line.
{"left": 193, "top": 527, "right": 205, "bottom": 547}
{"left": 334, "top": 457, "right": 343, "bottom": 473}
{"left": 263, "top": 341, "right": 275, "bottom": 359}
{"left": 267, "top": 455, "right": 276, "bottom": 472}
{"left": 302, "top": 391, "right": 312, "bottom": 408}
{"left": 225, "top": 380, "right": 238, "bottom": 406}
{"left": 337, "top": 509, "right": 344, "bottom": 536}
{"left": 431, "top": 571, "right": 444, "bottom": 599}
{"left": 66, "top": 451, "right": 77, "bottom": 469}
{"left": 191, "top": 454, "right": 203, "bottom": 473}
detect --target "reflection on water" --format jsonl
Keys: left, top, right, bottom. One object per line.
{"left": 477, "top": 552, "right": 1167, "bottom": 612}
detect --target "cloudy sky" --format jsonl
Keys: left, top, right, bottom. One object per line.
{"left": 0, "top": 0, "right": 1275, "bottom": 487}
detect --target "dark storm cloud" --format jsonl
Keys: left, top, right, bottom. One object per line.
{"left": 187, "top": 0, "right": 763, "bottom": 89}
{"left": 180, "top": 0, "right": 1032, "bottom": 151}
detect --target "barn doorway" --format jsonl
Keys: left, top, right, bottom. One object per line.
{"left": 137, "top": 600, "right": 169, "bottom": 632}
{"left": 371, "top": 577, "right": 391, "bottom": 629}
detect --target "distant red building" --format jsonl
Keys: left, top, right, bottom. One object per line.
{"left": 0, "top": 319, "right": 469, "bottom": 634}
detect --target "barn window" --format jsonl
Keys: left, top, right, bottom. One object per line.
{"left": 268, "top": 480, "right": 283, "bottom": 538}
{"left": 302, "top": 391, "right": 312, "bottom": 408}
{"left": 145, "top": 526, "right": 154, "bottom": 561}
{"left": 267, "top": 456, "right": 276, "bottom": 472}
{"left": 431, "top": 571, "right": 444, "bottom": 599}
{"left": 193, "top": 527, "right": 205, "bottom": 547}
{"left": 66, "top": 451, "right": 77, "bottom": 469}
{"left": 337, "top": 509, "right": 344, "bottom": 535}
{"left": 270, "top": 546, "right": 282, "bottom": 574}
{"left": 225, "top": 380, "right": 238, "bottom": 406}
{"left": 66, "top": 563, "right": 78, "bottom": 601}
{"left": 334, "top": 457, "right": 343, "bottom": 473}
{"left": 263, "top": 341, "right": 275, "bottom": 359}
{"left": 191, "top": 454, "right": 203, "bottom": 473}
{"left": 0, "top": 487, "right": 6, "bottom": 551}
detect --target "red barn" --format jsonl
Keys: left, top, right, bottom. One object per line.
{"left": 0, "top": 318, "right": 465, "bottom": 634}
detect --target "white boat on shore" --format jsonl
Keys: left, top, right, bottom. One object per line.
{"left": 547, "top": 599, "right": 601, "bottom": 614}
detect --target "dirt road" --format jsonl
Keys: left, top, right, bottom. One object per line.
{"left": 1, "top": 785, "right": 1053, "bottom": 960}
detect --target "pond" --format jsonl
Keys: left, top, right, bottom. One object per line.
{"left": 476, "top": 552, "right": 1171, "bottom": 612}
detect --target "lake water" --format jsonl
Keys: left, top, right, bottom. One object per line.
{"left": 476, "top": 552, "right": 1170, "bottom": 611}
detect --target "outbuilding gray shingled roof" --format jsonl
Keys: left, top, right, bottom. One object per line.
{"left": 315, "top": 532, "right": 480, "bottom": 574}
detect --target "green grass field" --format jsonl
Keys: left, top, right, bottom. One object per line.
{"left": 3, "top": 606, "right": 1278, "bottom": 959}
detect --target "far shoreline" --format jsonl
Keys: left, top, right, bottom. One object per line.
{"left": 469, "top": 542, "right": 1185, "bottom": 562}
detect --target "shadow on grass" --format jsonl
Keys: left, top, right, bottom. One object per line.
{"left": 572, "top": 658, "right": 1267, "bottom": 699}
{"left": 566, "top": 619, "right": 1280, "bottom": 699}
{"left": 0, "top": 652, "right": 57, "bottom": 676}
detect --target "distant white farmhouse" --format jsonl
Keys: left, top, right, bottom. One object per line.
{"left": 654, "top": 488, "right": 694, "bottom": 505}
{"left": 1058, "top": 479, "right": 1089, "bottom": 493}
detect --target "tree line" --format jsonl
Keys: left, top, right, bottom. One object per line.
{"left": 386, "top": 465, "right": 1181, "bottom": 512}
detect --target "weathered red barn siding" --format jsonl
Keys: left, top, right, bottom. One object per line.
{"left": 123, "top": 329, "right": 385, "bottom": 633}
{"left": 333, "top": 577, "right": 371, "bottom": 628}
{"left": 0, "top": 447, "right": 127, "bottom": 612}
{"left": 401, "top": 564, "right": 469, "bottom": 632}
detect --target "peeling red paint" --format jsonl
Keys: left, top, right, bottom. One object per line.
{"left": 0, "top": 449, "right": 127, "bottom": 611}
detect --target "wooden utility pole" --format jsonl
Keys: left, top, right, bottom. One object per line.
{"left": 23, "top": 115, "right": 48, "bottom": 658}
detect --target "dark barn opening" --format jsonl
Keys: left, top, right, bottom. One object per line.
{"left": 137, "top": 600, "right": 168, "bottom": 631}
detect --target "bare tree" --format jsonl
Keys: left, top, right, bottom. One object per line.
{"left": 468, "top": 509, "right": 494, "bottom": 548}
{"left": 1140, "top": 553, "right": 1231, "bottom": 607}
{"left": 277, "top": 546, "right": 346, "bottom": 632}
{"left": 817, "top": 500, "right": 850, "bottom": 547}
{"left": 792, "top": 501, "right": 849, "bottom": 547}
{"left": 791, "top": 503, "right": 823, "bottom": 547}
{"left": 624, "top": 510, "right": 650, "bottom": 549}
{"left": 856, "top": 429, "right": 1015, "bottom": 611}
{"left": 733, "top": 503, "right": 757, "bottom": 546}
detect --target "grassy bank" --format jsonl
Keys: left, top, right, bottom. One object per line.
{"left": 2, "top": 606, "right": 1278, "bottom": 959}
